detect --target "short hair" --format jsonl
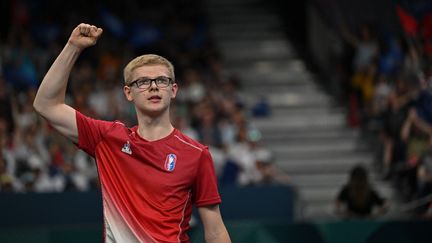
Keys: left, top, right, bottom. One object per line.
{"left": 123, "top": 54, "right": 175, "bottom": 85}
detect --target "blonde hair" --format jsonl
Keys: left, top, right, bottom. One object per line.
{"left": 123, "top": 54, "right": 175, "bottom": 84}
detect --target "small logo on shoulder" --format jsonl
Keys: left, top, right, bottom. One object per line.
{"left": 164, "top": 154, "right": 177, "bottom": 172}
{"left": 121, "top": 141, "right": 132, "bottom": 155}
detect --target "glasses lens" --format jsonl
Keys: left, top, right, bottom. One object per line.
{"left": 136, "top": 79, "right": 152, "bottom": 89}
{"left": 156, "top": 77, "right": 171, "bottom": 87}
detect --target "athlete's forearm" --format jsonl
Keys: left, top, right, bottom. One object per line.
{"left": 199, "top": 205, "right": 231, "bottom": 243}
{"left": 33, "top": 43, "right": 81, "bottom": 114}
{"left": 205, "top": 228, "right": 231, "bottom": 243}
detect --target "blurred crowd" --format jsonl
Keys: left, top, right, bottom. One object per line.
{"left": 0, "top": 0, "right": 276, "bottom": 193}
{"left": 329, "top": 2, "right": 432, "bottom": 216}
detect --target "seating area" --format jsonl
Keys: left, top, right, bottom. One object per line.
{"left": 0, "top": 0, "right": 431, "bottom": 242}
{"left": 306, "top": 0, "right": 432, "bottom": 217}
{"left": 0, "top": 0, "right": 275, "bottom": 194}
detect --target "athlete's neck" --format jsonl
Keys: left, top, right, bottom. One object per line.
{"left": 136, "top": 112, "right": 174, "bottom": 141}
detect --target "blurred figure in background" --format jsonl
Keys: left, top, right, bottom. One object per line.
{"left": 400, "top": 76, "right": 432, "bottom": 146}
{"left": 412, "top": 146, "right": 432, "bottom": 216}
{"left": 379, "top": 73, "right": 416, "bottom": 179}
{"left": 222, "top": 124, "right": 276, "bottom": 186}
{"left": 0, "top": 152, "right": 14, "bottom": 192}
{"left": 335, "top": 165, "right": 388, "bottom": 219}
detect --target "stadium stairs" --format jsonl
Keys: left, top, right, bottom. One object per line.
{"left": 205, "top": 0, "right": 398, "bottom": 220}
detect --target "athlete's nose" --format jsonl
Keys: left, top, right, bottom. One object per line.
{"left": 148, "top": 80, "right": 159, "bottom": 90}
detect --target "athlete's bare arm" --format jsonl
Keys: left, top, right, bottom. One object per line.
{"left": 198, "top": 205, "right": 231, "bottom": 243}
{"left": 33, "top": 23, "right": 102, "bottom": 143}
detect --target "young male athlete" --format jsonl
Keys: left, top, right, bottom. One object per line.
{"left": 33, "top": 23, "right": 231, "bottom": 243}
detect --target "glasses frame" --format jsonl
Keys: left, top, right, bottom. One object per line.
{"left": 128, "top": 76, "right": 173, "bottom": 90}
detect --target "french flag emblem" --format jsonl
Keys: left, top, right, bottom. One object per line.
{"left": 164, "top": 154, "right": 177, "bottom": 172}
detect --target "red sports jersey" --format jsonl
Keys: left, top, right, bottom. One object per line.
{"left": 75, "top": 111, "right": 221, "bottom": 243}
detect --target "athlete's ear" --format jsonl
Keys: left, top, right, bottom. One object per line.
{"left": 170, "top": 82, "right": 178, "bottom": 99}
{"left": 123, "top": 85, "right": 134, "bottom": 101}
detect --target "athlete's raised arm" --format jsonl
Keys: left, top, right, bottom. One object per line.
{"left": 33, "top": 23, "right": 103, "bottom": 143}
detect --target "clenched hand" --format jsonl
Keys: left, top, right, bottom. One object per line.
{"left": 68, "top": 23, "right": 103, "bottom": 50}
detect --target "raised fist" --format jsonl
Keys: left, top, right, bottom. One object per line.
{"left": 68, "top": 23, "right": 103, "bottom": 50}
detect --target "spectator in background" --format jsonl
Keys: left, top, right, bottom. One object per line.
{"left": 225, "top": 125, "right": 260, "bottom": 186}
{"left": 377, "top": 35, "right": 405, "bottom": 77}
{"left": 341, "top": 23, "right": 379, "bottom": 74}
{"left": 224, "top": 125, "right": 276, "bottom": 186}
{"left": 0, "top": 152, "right": 14, "bottom": 192}
{"left": 3, "top": 32, "right": 39, "bottom": 90}
{"left": 413, "top": 146, "right": 432, "bottom": 216}
{"left": 380, "top": 73, "right": 415, "bottom": 179}
{"left": 250, "top": 130, "right": 276, "bottom": 185}
{"left": 350, "top": 61, "right": 377, "bottom": 120}
{"left": 335, "top": 165, "right": 388, "bottom": 219}
{"left": 0, "top": 76, "right": 15, "bottom": 136}
{"left": 194, "top": 100, "right": 223, "bottom": 148}
{"left": 340, "top": 23, "right": 379, "bottom": 127}
{"left": 400, "top": 76, "right": 432, "bottom": 146}
{"left": 180, "top": 67, "right": 206, "bottom": 104}
{"left": 0, "top": 116, "right": 19, "bottom": 191}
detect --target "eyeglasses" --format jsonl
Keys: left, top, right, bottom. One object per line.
{"left": 128, "top": 76, "right": 173, "bottom": 90}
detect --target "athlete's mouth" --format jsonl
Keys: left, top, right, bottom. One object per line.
{"left": 148, "top": 95, "right": 162, "bottom": 100}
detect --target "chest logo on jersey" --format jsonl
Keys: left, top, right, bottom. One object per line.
{"left": 164, "top": 153, "right": 177, "bottom": 172}
{"left": 121, "top": 141, "right": 132, "bottom": 155}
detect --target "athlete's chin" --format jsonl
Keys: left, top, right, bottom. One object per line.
{"left": 140, "top": 106, "right": 168, "bottom": 117}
